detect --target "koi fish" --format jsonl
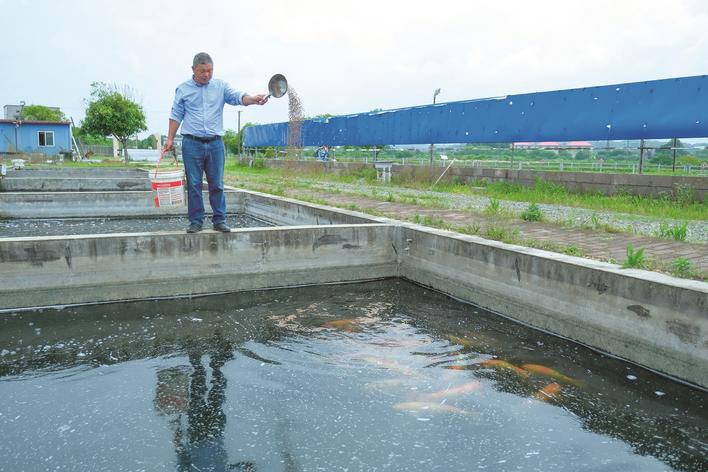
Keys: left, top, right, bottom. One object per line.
{"left": 446, "top": 335, "right": 476, "bottom": 349}
{"left": 521, "top": 364, "right": 583, "bottom": 386}
{"left": 393, "top": 401, "right": 468, "bottom": 415}
{"left": 422, "top": 381, "right": 482, "bottom": 400}
{"left": 479, "top": 359, "right": 529, "bottom": 377}
{"left": 322, "top": 319, "right": 362, "bottom": 332}
{"left": 534, "top": 382, "right": 562, "bottom": 402}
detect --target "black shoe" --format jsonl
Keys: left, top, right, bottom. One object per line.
{"left": 213, "top": 223, "right": 231, "bottom": 233}
{"left": 186, "top": 223, "right": 203, "bottom": 233}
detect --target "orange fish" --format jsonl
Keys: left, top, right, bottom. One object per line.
{"left": 446, "top": 335, "right": 477, "bottom": 350}
{"left": 522, "top": 364, "right": 583, "bottom": 386}
{"left": 534, "top": 382, "right": 562, "bottom": 402}
{"left": 322, "top": 319, "right": 362, "bottom": 332}
{"left": 479, "top": 359, "right": 530, "bottom": 377}
{"left": 422, "top": 381, "right": 482, "bottom": 400}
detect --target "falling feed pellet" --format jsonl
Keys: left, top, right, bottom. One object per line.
{"left": 287, "top": 86, "right": 303, "bottom": 158}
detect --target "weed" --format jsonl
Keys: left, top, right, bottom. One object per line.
{"left": 484, "top": 226, "right": 519, "bottom": 243}
{"left": 621, "top": 245, "right": 646, "bottom": 269}
{"left": 671, "top": 257, "right": 697, "bottom": 278}
{"left": 673, "top": 183, "right": 696, "bottom": 206}
{"left": 657, "top": 222, "right": 688, "bottom": 241}
{"left": 485, "top": 198, "right": 502, "bottom": 216}
{"left": 521, "top": 203, "right": 543, "bottom": 221}
{"left": 591, "top": 213, "right": 601, "bottom": 229}
{"left": 460, "top": 223, "right": 481, "bottom": 235}
{"left": 563, "top": 244, "right": 584, "bottom": 256}
{"left": 386, "top": 192, "right": 395, "bottom": 202}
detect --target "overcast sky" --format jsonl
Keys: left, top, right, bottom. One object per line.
{"left": 2, "top": 0, "right": 707, "bottom": 137}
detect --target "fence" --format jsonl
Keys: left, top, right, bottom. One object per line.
{"left": 243, "top": 148, "right": 708, "bottom": 176}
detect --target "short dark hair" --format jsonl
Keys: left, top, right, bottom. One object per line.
{"left": 193, "top": 52, "right": 213, "bottom": 67}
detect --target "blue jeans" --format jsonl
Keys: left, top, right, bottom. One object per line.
{"left": 181, "top": 137, "right": 227, "bottom": 226}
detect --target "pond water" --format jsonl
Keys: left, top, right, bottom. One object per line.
{"left": 0, "top": 214, "right": 272, "bottom": 238}
{"left": 0, "top": 280, "right": 705, "bottom": 472}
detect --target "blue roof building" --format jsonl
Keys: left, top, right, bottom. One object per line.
{"left": 0, "top": 119, "right": 72, "bottom": 156}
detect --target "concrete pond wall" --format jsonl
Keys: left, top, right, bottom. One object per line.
{"left": 0, "top": 187, "right": 706, "bottom": 389}
{"left": 0, "top": 167, "right": 152, "bottom": 192}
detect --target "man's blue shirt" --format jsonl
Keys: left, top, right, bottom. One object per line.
{"left": 170, "top": 78, "right": 245, "bottom": 137}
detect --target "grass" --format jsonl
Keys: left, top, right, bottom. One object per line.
{"left": 480, "top": 179, "right": 706, "bottom": 221}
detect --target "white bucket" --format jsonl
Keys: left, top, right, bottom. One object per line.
{"left": 151, "top": 169, "right": 185, "bottom": 208}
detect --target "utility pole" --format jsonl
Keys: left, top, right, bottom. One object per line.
{"left": 237, "top": 110, "right": 242, "bottom": 158}
{"left": 430, "top": 88, "right": 440, "bottom": 165}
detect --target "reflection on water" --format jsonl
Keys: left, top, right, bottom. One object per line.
{"left": 0, "top": 280, "right": 706, "bottom": 471}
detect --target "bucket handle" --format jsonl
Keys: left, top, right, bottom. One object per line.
{"left": 153, "top": 149, "right": 180, "bottom": 179}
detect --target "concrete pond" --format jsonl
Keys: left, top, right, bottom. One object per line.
{"left": 0, "top": 167, "right": 706, "bottom": 471}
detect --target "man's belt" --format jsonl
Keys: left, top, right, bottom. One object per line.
{"left": 182, "top": 134, "right": 222, "bottom": 143}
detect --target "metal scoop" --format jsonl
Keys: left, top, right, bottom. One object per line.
{"left": 266, "top": 73, "right": 288, "bottom": 99}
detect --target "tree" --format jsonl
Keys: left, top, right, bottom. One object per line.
{"left": 223, "top": 129, "right": 240, "bottom": 155}
{"left": 138, "top": 135, "right": 158, "bottom": 149}
{"left": 20, "top": 104, "right": 66, "bottom": 121}
{"left": 82, "top": 82, "right": 147, "bottom": 163}
{"left": 72, "top": 125, "right": 111, "bottom": 145}
{"left": 223, "top": 123, "right": 255, "bottom": 156}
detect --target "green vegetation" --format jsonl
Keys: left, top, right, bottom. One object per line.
{"left": 657, "top": 222, "right": 688, "bottom": 241}
{"left": 621, "top": 245, "right": 646, "bottom": 269}
{"left": 480, "top": 179, "right": 706, "bottom": 221}
{"left": 563, "top": 244, "right": 584, "bottom": 257}
{"left": 19, "top": 104, "right": 66, "bottom": 121}
{"left": 520, "top": 202, "right": 543, "bottom": 221}
{"left": 484, "top": 198, "right": 502, "bottom": 216}
{"left": 82, "top": 82, "right": 147, "bottom": 164}
{"left": 671, "top": 257, "right": 697, "bottom": 278}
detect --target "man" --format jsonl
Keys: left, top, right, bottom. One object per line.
{"left": 164, "top": 52, "right": 268, "bottom": 233}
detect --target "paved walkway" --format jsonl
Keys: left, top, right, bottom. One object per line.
{"left": 258, "top": 185, "right": 707, "bottom": 278}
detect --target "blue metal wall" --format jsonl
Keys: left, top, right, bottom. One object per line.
{"left": 244, "top": 75, "right": 708, "bottom": 147}
{"left": 0, "top": 122, "right": 72, "bottom": 155}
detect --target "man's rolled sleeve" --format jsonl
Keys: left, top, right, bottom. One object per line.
{"left": 224, "top": 83, "right": 245, "bottom": 106}
{"left": 170, "top": 88, "right": 186, "bottom": 123}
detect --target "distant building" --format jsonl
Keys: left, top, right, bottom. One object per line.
{"left": 0, "top": 119, "right": 72, "bottom": 156}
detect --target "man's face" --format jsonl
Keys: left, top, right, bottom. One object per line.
{"left": 192, "top": 63, "right": 213, "bottom": 85}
